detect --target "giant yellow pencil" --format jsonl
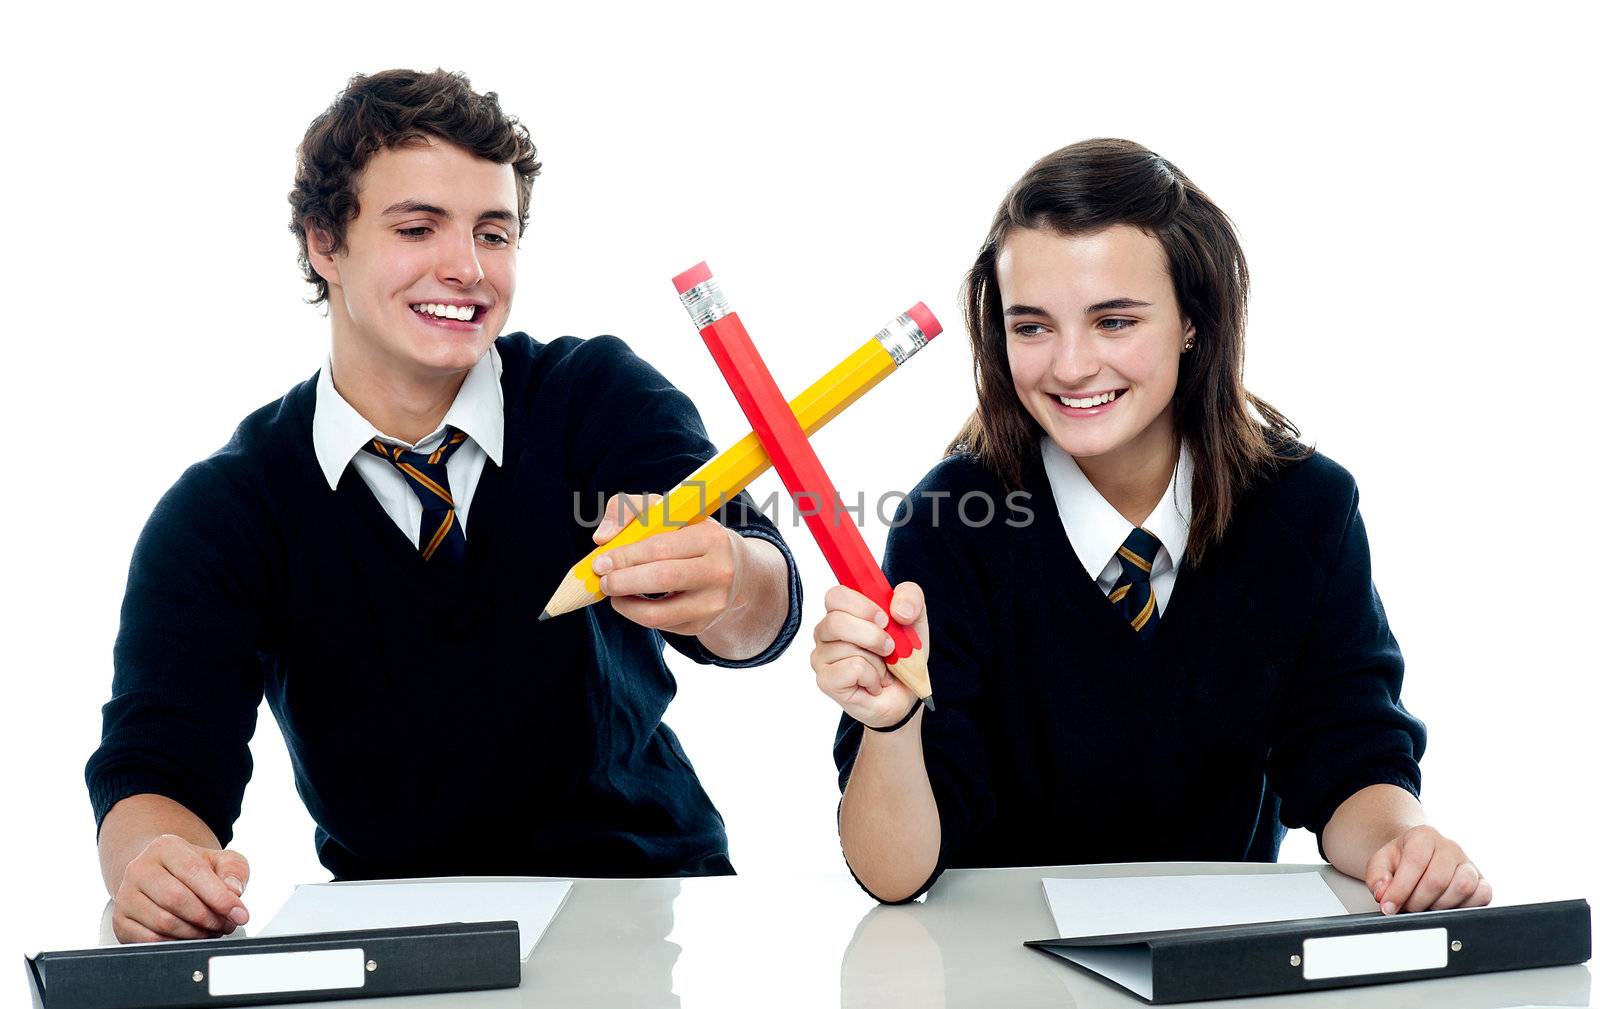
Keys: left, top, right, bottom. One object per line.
{"left": 539, "top": 306, "right": 942, "bottom": 620}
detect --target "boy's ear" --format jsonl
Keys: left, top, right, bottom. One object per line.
{"left": 303, "top": 221, "right": 341, "bottom": 288}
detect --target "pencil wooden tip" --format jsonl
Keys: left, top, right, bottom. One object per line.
{"left": 540, "top": 571, "right": 603, "bottom": 621}
{"left": 888, "top": 646, "right": 933, "bottom": 703}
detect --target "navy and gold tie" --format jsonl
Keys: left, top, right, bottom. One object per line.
{"left": 1108, "top": 527, "right": 1162, "bottom": 641}
{"left": 362, "top": 427, "right": 470, "bottom": 566}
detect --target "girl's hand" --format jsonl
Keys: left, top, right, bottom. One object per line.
{"left": 1366, "top": 825, "right": 1492, "bottom": 913}
{"left": 811, "top": 582, "right": 928, "bottom": 729}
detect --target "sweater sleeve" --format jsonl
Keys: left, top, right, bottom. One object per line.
{"left": 570, "top": 335, "right": 801, "bottom": 668}
{"left": 1266, "top": 480, "right": 1426, "bottom": 842}
{"left": 84, "top": 457, "right": 272, "bottom": 846}
{"left": 834, "top": 464, "right": 997, "bottom": 902}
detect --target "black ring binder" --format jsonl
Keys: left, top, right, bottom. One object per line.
{"left": 25, "top": 920, "right": 521, "bottom": 1009}
{"left": 1026, "top": 898, "right": 1592, "bottom": 1003}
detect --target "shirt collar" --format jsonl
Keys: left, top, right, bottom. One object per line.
{"left": 312, "top": 345, "right": 505, "bottom": 491}
{"left": 1040, "top": 436, "right": 1194, "bottom": 581}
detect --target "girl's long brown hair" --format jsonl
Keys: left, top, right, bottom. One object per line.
{"left": 951, "top": 138, "right": 1305, "bottom": 566}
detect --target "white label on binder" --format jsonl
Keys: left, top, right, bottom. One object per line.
{"left": 1302, "top": 928, "right": 1448, "bottom": 980}
{"left": 208, "top": 947, "right": 366, "bottom": 996}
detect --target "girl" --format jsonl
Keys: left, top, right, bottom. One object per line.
{"left": 811, "top": 139, "right": 1490, "bottom": 912}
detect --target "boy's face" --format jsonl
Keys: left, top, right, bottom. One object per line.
{"left": 317, "top": 137, "right": 519, "bottom": 381}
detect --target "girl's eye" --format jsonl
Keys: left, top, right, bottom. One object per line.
{"left": 1012, "top": 323, "right": 1048, "bottom": 338}
{"left": 397, "top": 227, "right": 431, "bottom": 238}
{"left": 1098, "top": 317, "right": 1136, "bottom": 332}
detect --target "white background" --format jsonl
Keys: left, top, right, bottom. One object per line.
{"left": 3, "top": 0, "right": 1596, "bottom": 1000}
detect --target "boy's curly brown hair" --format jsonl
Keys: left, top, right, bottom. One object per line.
{"left": 288, "top": 69, "right": 541, "bottom": 305}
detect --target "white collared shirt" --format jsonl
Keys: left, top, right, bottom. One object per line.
{"left": 1039, "top": 436, "right": 1194, "bottom": 613}
{"left": 312, "top": 346, "right": 506, "bottom": 546}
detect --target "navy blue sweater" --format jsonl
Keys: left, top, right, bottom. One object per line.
{"left": 88, "top": 334, "right": 801, "bottom": 880}
{"left": 835, "top": 448, "right": 1425, "bottom": 898}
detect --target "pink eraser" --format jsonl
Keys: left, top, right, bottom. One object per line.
{"left": 672, "top": 261, "right": 713, "bottom": 294}
{"left": 905, "top": 302, "right": 942, "bottom": 341}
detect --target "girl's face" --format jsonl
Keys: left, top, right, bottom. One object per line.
{"left": 999, "top": 224, "right": 1194, "bottom": 477}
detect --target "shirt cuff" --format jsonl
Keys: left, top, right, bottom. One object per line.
{"left": 1311, "top": 765, "right": 1422, "bottom": 862}
{"left": 87, "top": 769, "right": 236, "bottom": 847}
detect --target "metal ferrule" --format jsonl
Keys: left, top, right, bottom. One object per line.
{"left": 679, "top": 278, "right": 731, "bottom": 329}
{"left": 874, "top": 313, "right": 930, "bottom": 365}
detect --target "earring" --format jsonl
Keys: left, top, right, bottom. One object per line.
{"left": 1182, "top": 337, "right": 1195, "bottom": 352}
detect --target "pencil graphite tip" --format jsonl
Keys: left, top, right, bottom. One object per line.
{"left": 537, "top": 610, "right": 551, "bottom": 622}
{"left": 922, "top": 694, "right": 936, "bottom": 713}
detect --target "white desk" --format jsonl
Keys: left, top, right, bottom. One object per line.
{"left": 76, "top": 862, "right": 1589, "bottom": 1008}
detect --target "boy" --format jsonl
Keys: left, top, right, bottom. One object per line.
{"left": 87, "top": 69, "right": 799, "bottom": 943}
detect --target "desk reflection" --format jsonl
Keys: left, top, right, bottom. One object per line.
{"left": 531, "top": 878, "right": 680, "bottom": 1009}
{"left": 841, "top": 869, "right": 1079, "bottom": 1009}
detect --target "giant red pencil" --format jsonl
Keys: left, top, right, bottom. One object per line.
{"left": 673, "top": 262, "right": 937, "bottom": 708}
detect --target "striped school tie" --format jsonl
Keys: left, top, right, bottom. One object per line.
{"left": 362, "top": 427, "right": 470, "bottom": 566}
{"left": 1108, "top": 527, "right": 1162, "bottom": 642}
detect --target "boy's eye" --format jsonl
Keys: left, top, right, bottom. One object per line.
{"left": 397, "top": 227, "right": 431, "bottom": 238}
{"left": 478, "top": 233, "right": 510, "bottom": 246}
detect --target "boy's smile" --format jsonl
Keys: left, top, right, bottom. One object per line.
{"left": 312, "top": 137, "right": 519, "bottom": 386}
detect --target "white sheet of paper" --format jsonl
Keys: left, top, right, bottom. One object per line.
{"left": 1039, "top": 872, "right": 1352, "bottom": 1000}
{"left": 260, "top": 880, "right": 572, "bottom": 961}
{"left": 1043, "top": 871, "right": 1348, "bottom": 938}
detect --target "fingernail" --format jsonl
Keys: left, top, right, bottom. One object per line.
{"left": 1381, "top": 901, "right": 1396, "bottom": 915}
{"left": 874, "top": 611, "right": 888, "bottom": 628}
{"left": 894, "top": 603, "right": 914, "bottom": 620}
{"left": 593, "top": 556, "right": 613, "bottom": 575}
{"left": 599, "top": 576, "right": 610, "bottom": 593}
{"left": 883, "top": 636, "right": 896, "bottom": 654}
{"left": 230, "top": 906, "right": 249, "bottom": 925}
{"left": 225, "top": 876, "right": 243, "bottom": 895}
